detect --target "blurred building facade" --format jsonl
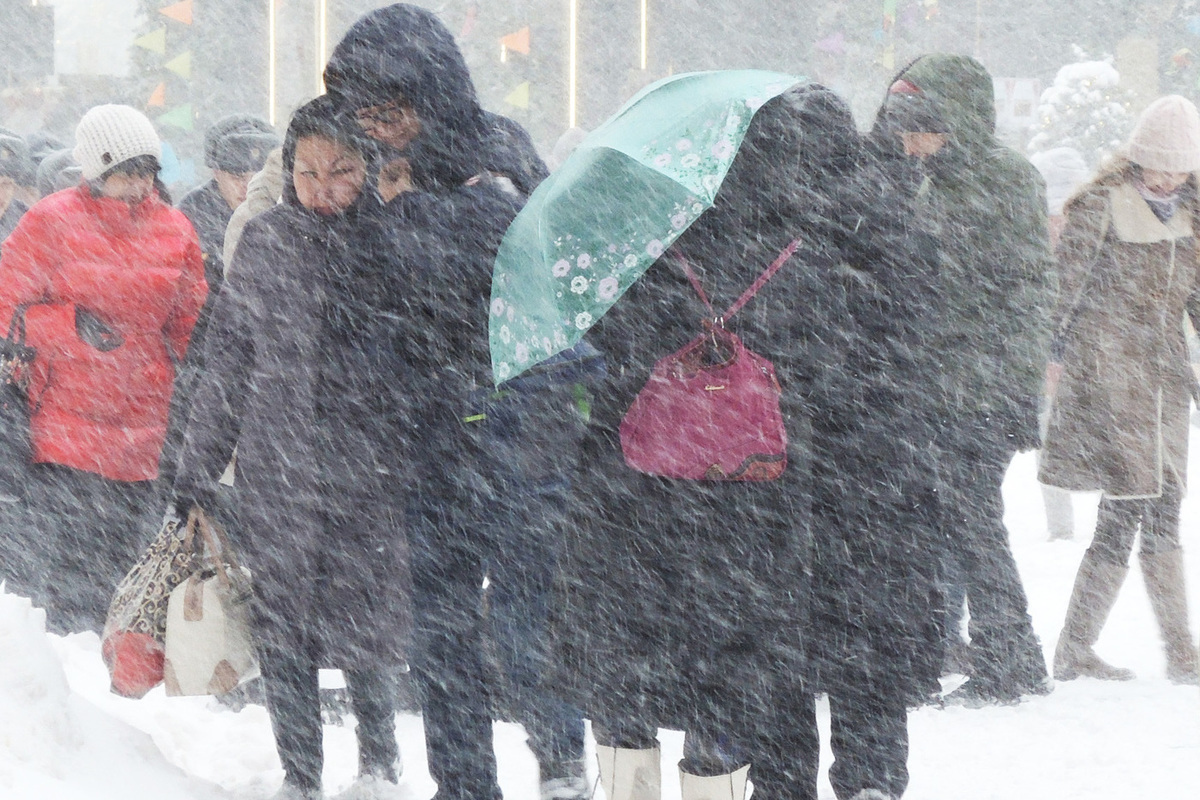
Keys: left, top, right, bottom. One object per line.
{"left": 2, "top": 1, "right": 1199, "bottom": 167}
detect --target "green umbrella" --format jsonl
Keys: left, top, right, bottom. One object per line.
{"left": 489, "top": 69, "right": 804, "bottom": 386}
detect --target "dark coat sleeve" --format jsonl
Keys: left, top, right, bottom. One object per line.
{"left": 171, "top": 219, "right": 272, "bottom": 507}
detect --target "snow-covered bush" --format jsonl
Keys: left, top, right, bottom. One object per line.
{"left": 1027, "top": 57, "right": 1136, "bottom": 170}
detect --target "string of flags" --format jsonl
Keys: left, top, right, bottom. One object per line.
{"left": 499, "top": 26, "right": 531, "bottom": 110}
{"left": 135, "top": 0, "right": 195, "bottom": 130}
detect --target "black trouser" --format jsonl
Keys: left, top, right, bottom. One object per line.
{"left": 938, "top": 426, "right": 1046, "bottom": 696}
{"left": 827, "top": 684, "right": 910, "bottom": 800}
{"left": 14, "top": 463, "right": 159, "bottom": 634}
{"left": 259, "top": 644, "right": 399, "bottom": 793}
{"left": 408, "top": 499, "right": 502, "bottom": 800}
{"left": 591, "top": 667, "right": 821, "bottom": 800}
{"left": 1088, "top": 476, "right": 1182, "bottom": 567}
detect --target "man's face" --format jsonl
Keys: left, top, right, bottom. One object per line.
{"left": 899, "top": 132, "right": 948, "bottom": 159}
{"left": 213, "top": 169, "right": 255, "bottom": 210}
{"left": 354, "top": 100, "right": 422, "bottom": 151}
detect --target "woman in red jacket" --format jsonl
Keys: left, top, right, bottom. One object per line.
{"left": 0, "top": 104, "right": 206, "bottom": 634}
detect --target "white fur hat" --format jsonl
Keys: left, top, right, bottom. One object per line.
{"left": 1127, "top": 95, "right": 1200, "bottom": 173}
{"left": 73, "top": 104, "right": 162, "bottom": 180}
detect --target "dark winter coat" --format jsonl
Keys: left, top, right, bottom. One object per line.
{"left": 871, "top": 54, "right": 1055, "bottom": 450}
{"left": 1040, "top": 163, "right": 1200, "bottom": 498}
{"left": 173, "top": 98, "right": 411, "bottom": 666}
{"left": 177, "top": 179, "right": 234, "bottom": 328}
{"left": 0, "top": 186, "right": 206, "bottom": 482}
{"left": 322, "top": 2, "right": 534, "bottom": 503}
{"left": 557, "top": 85, "right": 869, "bottom": 729}
{"left": 804, "top": 149, "right": 949, "bottom": 703}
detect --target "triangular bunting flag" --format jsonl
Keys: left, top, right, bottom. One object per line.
{"left": 147, "top": 82, "right": 166, "bottom": 107}
{"left": 134, "top": 28, "right": 167, "bottom": 54}
{"left": 500, "top": 27, "right": 530, "bottom": 55}
{"left": 165, "top": 51, "right": 192, "bottom": 79}
{"left": 158, "top": 104, "right": 194, "bottom": 131}
{"left": 460, "top": 4, "right": 477, "bottom": 38}
{"left": 159, "top": 0, "right": 193, "bottom": 25}
{"left": 504, "top": 82, "right": 530, "bottom": 109}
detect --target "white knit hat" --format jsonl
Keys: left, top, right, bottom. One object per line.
{"left": 73, "top": 104, "right": 162, "bottom": 180}
{"left": 1127, "top": 95, "right": 1200, "bottom": 173}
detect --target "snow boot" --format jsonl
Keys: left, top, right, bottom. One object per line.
{"left": 595, "top": 745, "right": 660, "bottom": 800}
{"left": 1053, "top": 551, "right": 1135, "bottom": 681}
{"left": 540, "top": 757, "right": 590, "bottom": 800}
{"left": 1140, "top": 549, "right": 1200, "bottom": 685}
{"left": 678, "top": 763, "right": 750, "bottom": 800}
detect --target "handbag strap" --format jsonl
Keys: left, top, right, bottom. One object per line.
{"left": 185, "top": 507, "right": 242, "bottom": 583}
{"left": 3, "top": 306, "right": 27, "bottom": 347}
{"left": 675, "top": 238, "right": 803, "bottom": 323}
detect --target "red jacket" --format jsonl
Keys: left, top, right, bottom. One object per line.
{"left": 0, "top": 186, "right": 207, "bottom": 482}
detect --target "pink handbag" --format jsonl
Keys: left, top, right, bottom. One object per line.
{"left": 619, "top": 240, "right": 800, "bottom": 481}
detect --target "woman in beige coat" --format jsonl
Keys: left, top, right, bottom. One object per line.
{"left": 1041, "top": 95, "right": 1200, "bottom": 685}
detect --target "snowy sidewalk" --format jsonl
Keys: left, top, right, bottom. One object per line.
{"left": 2, "top": 451, "right": 1199, "bottom": 800}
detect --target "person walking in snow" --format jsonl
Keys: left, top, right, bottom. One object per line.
{"left": 0, "top": 105, "right": 206, "bottom": 634}
{"left": 173, "top": 96, "right": 412, "bottom": 800}
{"left": 868, "top": 54, "right": 1056, "bottom": 705}
{"left": 1041, "top": 95, "right": 1200, "bottom": 686}
{"left": 320, "top": 5, "right": 566, "bottom": 800}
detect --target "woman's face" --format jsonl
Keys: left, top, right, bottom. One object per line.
{"left": 292, "top": 135, "right": 367, "bottom": 215}
{"left": 1141, "top": 168, "right": 1191, "bottom": 195}
{"left": 100, "top": 171, "right": 155, "bottom": 205}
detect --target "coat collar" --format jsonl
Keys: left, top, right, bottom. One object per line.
{"left": 1109, "top": 181, "right": 1192, "bottom": 243}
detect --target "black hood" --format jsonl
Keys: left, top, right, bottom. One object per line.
{"left": 280, "top": 94, "right": 379, "bottom": 220}
{"left": 323, "top": 3, "right": 491, "bottom": 189}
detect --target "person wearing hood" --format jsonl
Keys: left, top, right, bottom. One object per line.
{"left": 556, "top": 83, "right": 943, "bottom": 800}
{"left": 172, "top": 95, "right": 412, "bottom": 800}
{"left": 321, "top": 6, "right": 561, "bottom": 800}
{"left": 0, "top": 105, "right": 206, "bottom": 633}
{"left": 868, "top": 54, "right": 1056, "bottom": 704}
{"left": 1040, "top": 95, "right": 1200, "bottom": 686}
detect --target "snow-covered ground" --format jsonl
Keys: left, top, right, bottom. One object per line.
{"left": 2, "top": 448, "right": 1199, "bottom": 800}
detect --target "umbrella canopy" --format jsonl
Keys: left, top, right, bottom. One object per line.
{"left": 489, "top": 69, "right": 804, "bottom": 385}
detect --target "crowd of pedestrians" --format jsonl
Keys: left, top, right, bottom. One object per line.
{"left": 1, "top": 4, "right": 1199, "bottom": 800}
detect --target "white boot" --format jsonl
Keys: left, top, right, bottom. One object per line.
{"left": 679, "top": 763, "right": 750, "bottom": 800}
{"left": 595, "top": 745, "right": 661, "bottom": 800}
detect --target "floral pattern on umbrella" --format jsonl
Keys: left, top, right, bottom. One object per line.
{"left": 490, "top": 70, "right": 802, "bottom": 385}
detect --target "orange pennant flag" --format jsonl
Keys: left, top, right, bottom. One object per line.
{"left": 148, "top": 82, "right": 166, "bottom": 108}
{"left": 160, "top": 0, "right": 193, "bottom": 25}
{"left": 500, "top": 27, "right": 530, "bottom": 55}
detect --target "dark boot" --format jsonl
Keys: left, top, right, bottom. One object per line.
{"left": 1053, "top": 551, "right": 1135, "bottom": 681}
{"left": 1140, "top": 549, "right": 1200, "bottom": 685}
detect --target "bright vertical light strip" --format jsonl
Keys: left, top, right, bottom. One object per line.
{"left": 569, "top": 0, "right": 578, "bottom": 128}
{"left": 318, "top": 0, "right": 328, "bottom": 93}
{"left": 640, "top": 0, "right": 647, "bottom": 70}
{"left": 268, "top": 0, "right": 277, "bottom": 125}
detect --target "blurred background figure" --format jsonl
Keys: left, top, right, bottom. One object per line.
{"left": 1030, "top": 145, "right": 1092, "bottom": 542}
{"left": 0, "top": 129, "right": 34, "bottom": 241}
{"left": 34, "top": 148, "right": 82, "bottom": 199}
